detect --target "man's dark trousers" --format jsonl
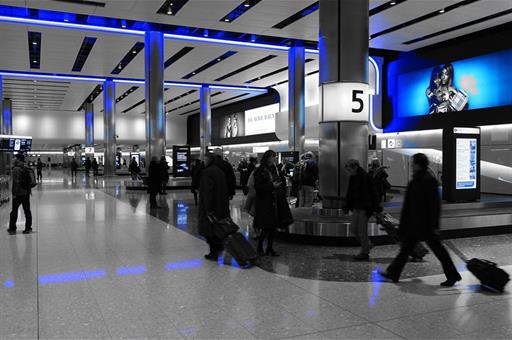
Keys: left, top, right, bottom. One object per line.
{"left": 387, "top": 233, "right": 459, "bottom": 280}
{"left": 9, "top": 195, "right": 32, "bottom": 231}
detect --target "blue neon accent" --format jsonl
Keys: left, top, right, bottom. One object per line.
{"left": 0, "top": 70, "right": 106, "bottom": 82}
{"left": 164, "top": 259, "right": 203, "bottom": 271}
{"left": 369, "top": 268, "right": 383, "bottom": 307}
{"left": 116, "top": 265, "right": 147, "bottom": 276}
{"left": 3, "top": 280, "right": 15, "bottom": 288}
{"left": 395, "top": 49, "right": 512, "bottom": 118}
{"left": 38, "top": 269, "right": 107, "bottom": 285}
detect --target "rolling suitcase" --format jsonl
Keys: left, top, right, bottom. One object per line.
{"left": 376, "top": 213, "right": 429, "bottom": 261}
{"left": 225, "top": 232, "right": 258, "bottom": 268}
{"left": 446, "top": 241, "right": 510, "bottom": 293}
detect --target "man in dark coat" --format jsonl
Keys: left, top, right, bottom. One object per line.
{"left": 213, "top": 149, "right": 236, "bottom": 199}
{"left": 380, "top": 153, "right": 461, "bottom": 287}
{"left": 84, "top": 157, "right": 92, "bottom": 177}
{"left": 147, "top": 157, "right": 161, "bottom": 208}
{"left": 8, "top": 154, "right": 33, "bottom": 234}
{"left": 344, "top": 159, "right": 381, "bottom": 260}
{"left": 198, "top": 153, "right": 229, "bottom": 260}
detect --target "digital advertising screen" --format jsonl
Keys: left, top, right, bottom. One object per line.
{"left": 456, "top": 138, "right": 478, "bottom": 190}
{"left": 395, "top": 49, "right": 512, "bottom": 118}
{"left": 0, "top": 135, "right": 32, "bottom": 152}
{"left": 172, "top": 145, "right": 190, "bottom": 177}
{"left": 213, "top": 104, "right": 279, "bottom": 140}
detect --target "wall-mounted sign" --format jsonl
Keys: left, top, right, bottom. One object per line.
{"left": 320, "top": 82, "right": 369, "bottom": 122}
{"left": 252, "top": 146, "right": 269, "bottom": 153}
{"left": 85, "top": 147, "right": 95, "bottom": 154}
{"left": 0, "top": 135, "right": 32, "bottom": 152}
{"left": 245, "top": 104, "right": 279, "bottom": 136}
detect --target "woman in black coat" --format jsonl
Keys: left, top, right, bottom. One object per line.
{"left": 160, "top": 156, "right": 170, "bottom": 194}
{"left": 254, "top": 150, "right": 282, "bottom": 256}
{"left": 147, "top": 157, "right": 161, "bottom": 208}
{"left": 198, "top": 153, "right": 229, "bottom": 260}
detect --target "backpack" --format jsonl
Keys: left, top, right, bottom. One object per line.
{"left": 26, "top": 167, "right": 37, "bottom": 188}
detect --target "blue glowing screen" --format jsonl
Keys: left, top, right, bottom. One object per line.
{"left": 396, "top": 49, "right": 512, "bottom": 117}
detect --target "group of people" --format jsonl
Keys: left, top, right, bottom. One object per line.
{"left": 146, "top": 156, "right": 170, "bottom": 208}
{"left": 69, "top": 156, "right": 99, "bottom": 178}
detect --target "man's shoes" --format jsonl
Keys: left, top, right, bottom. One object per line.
{"left": 22, "top": 229, "right": 33, "bottom": 234}
{"left": 204, "top": 253, "right": 218, "bottom": 261}
{"left": 353, "top": 253, "right": 370, "bottom": 261}
{"left": 378, "top": 270, "right": 399, "bottom": 283}
{"left": 440, "top": 275, "right": 462, "bottom": 287}
{"left": 7, "top": 229, "right": 16, "bottom": 235}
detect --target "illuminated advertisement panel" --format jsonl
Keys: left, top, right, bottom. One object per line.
{"left": 396, "top": 49, "right": 512, "bottom": 117}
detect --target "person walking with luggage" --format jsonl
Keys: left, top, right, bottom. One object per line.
{"left": 198, "top": 153, "right": 229, "bottom": 261}
{"left": 344, "top": 159, "right": 381, "bottom": 261}
{"left": 36, "top": 158, "right": 43, "bottom": 182}
{"left": 92, "top": 158, "right": 99, "bottom": 177}
{"left": 160, "top": 156, "right": 170, "bottom": 194}
{"left": 254, "top": 150, "right": 282, "bottom": 257}
{"left": 147, "top": 157, "right": 162, "bottom": 209}
{"left": 84, "top": 157, "right": 92, "bottom": 177}
{"left": 214, "top": 149, "right": 236, "bottom": 200}
{"left": 379, "top": 153, "right": 462, "bottom": 286}
{"left": 8, "top": 154, "right": 33, "bottom": 235}
{"left": 70, "top": 157, "right": 78, "bottom": 179}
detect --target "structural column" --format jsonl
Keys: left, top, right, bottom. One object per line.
{"left": 318, "top": 0, "right": 369, "bottom": 211}
{"left": 199, "top": 86, "right": 212, "bottom": 161}
{"left": 84, "top": 102, "right": 94, "bottom": 148}
{"left": 103, "top": 80, "right": 116, "bottom": 176}
{"left": 144, "top": 31, "right": 166, "bottom": 163}
{"left": 288, "top": 46, "right": 306, "bottom": 154}
{"left": 0, "top": 98, "right": 13, "bottom": 175}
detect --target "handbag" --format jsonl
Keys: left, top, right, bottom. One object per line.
{"left": 207, "top": 214, "right": 240, "bottom": 240}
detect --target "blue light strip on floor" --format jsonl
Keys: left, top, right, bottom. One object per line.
{"left": 116, "top": 265, "right": 147, "bottom": 276}
{"left": 165, "top": 259, "right": 203, "bottom": 271}
{"left": 38, "top": 269, "right": 108, "bottom": 285}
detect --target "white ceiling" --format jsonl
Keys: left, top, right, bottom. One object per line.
{"left": 0, "top": 0, "right": 510, "bottom": 120}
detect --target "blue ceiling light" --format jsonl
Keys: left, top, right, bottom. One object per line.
{"left": 210, "top": 85, "right": 267, "bottom": 93}
{"left": 220, "top": 0, "right": 262, "bottom": 23}
{"left": 0, "top": 70, "right": 106, "bottom": 83}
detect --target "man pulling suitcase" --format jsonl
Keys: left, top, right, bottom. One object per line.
{"left": 379, "top": 154, "right": 462, "bottom": 287}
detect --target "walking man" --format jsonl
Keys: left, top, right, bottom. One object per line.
{"left": 8, "top": 154, "right": 33, "bottom": 235}
{"left": 380, "top": 153, "right": 462, "bottom": 286}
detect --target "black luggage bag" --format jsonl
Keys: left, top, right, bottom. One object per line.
{"left": 208, "top": 215, "right": 239, "bottom": 240}
{"left": 376, "top": 213, "right": 429, "bottom": 260}
{"left": 225, "top": 232, "right": 258, "bottom": 268}
{"left": 446, "top": 241, "right": 510, "bottom": 293}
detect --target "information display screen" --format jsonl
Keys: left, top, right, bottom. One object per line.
{"left": 0, "top": 135, "right": 32, "bottom": 152}
{"left": 456, "top": 138, "right": 478, "bottom": 190}
{"left": 172, "top": 145, "right": 190, "bottom": 177}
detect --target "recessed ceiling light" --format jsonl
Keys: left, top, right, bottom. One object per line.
{"left": 64, "top": 19, "right": 69, "bottom": 22}
{"left": 122, "top": 25, "right": 126, "bottom": 28}
{"left": 390, "top": 1, "right": 396, "bottom": 5}
{"left": 217, "top": 58, "right": 221, "bottom": 61}
{"left": 224, "top": 18, "right": 230, "bottom": 22}
{"left": 439, "top": 8, "right": 445, "bottom": 13}
{"left": 132, "top": 50, "right": 137, "bottom": 54}
{"left": 33, "top": 60, "right": 37, "bottom": 63}
{"left": 32, "top": 41, "right": 37, "bottom": 45}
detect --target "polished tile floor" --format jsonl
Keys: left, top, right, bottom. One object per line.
{"left": 1, "top": 171, "right": 511, "bottom": 339}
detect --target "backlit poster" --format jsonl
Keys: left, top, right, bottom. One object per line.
{"left": 456, "top": 138, "right": 477, "bottom": 190}
{"left": 396, "top": 49, "right": 512, "bottom": 117}
{"left": 245, "top": 104, "right": 279, "bottom": 136}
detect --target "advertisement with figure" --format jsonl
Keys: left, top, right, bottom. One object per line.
{"left": 456, "top": 138, "right": 477, "bottom": 190}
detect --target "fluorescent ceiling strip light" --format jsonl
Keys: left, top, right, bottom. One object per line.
{"left": 0, "top": 15, "right": 144, "bottom": 36}
{"left": 210, "top": 85, "right": 267, "bottom": 93}
{"left": 0, "top": 134, "right": 32, "bottom": 139}
{"left": 164, "top": 82, "right": 202, "bottom": 89}
{"left": 0, "top": 71, "right": 106, "bottom": 83}
{"left": 305, "top": 48, "right": 319, "bottom": 55}
{"left": 113, "top": 79, "right": 145, "bottom": 85}
{"left": 163, "top": 33, "right": 289, "bottom": 52}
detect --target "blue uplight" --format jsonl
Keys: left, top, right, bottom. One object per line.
{"left": 3, "top": 280, "right": 15, "bottom": 288}
{"left": 116, "top": 265, "right": 147, "bottom": 276}
{"left": 369, "top": 268, "right": 383, "bottom": 307}
{"left": 165, "top": 259, "right": 203, "bottom": 271}
{"left": 39, "top": 269, "right": 107, "bottom": 285}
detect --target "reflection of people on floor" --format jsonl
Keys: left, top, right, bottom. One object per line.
{"left": 147, "top": 157, "right": 162, "bottom": 209}
{"left": 380, "top": 153, "right": 462, "bottom": 287}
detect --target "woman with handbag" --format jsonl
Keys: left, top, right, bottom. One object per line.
{"left": 253, "top": 150, "right": 282, "bottom": 257}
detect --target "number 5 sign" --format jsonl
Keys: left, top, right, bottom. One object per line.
{"left": 319, "top": 82, "right": 369, "bottom": 122}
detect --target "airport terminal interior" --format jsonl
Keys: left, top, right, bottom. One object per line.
{"left": 1, "top": 0, "right": 512, "bottom": 339}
